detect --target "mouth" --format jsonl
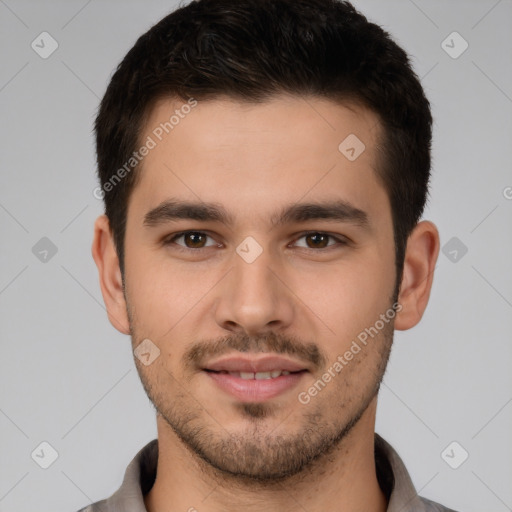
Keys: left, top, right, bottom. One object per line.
{"left": 201, "top": 355, "right": 310, "bottom": 402}
{"left": 204, "top": 369, "right": 306, "bottom": 380}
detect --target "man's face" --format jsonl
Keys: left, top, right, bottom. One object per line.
{"left": 122, "top": 95, "right": 397, "bottom": 480}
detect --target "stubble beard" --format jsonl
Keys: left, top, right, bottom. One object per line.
{"left": 132, "top": 322, "right": 394, "bottom": 485}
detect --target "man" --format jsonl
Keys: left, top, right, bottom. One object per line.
{"left": 83, "top": 0, "right": 455, "bottom": 510}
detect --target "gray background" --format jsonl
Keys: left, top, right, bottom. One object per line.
{"left": 1, "top": 0, "right": 511, "bottom": 511}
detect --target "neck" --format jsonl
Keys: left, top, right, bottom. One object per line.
{"left": 144, "top": 399, "right": 386, "bottom": 512}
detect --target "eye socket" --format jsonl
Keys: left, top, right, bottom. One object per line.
{"left": 164, "top": 231, "right": 219, "bottom": 250}
{"left": 163, "top": 230, "right": 348, "bottom": 252}
{"left": 291, "top": 232, "right": 348, "bottom": 250}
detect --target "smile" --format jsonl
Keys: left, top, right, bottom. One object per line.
{"left": 209, "top": 369, "right": 294, "bottom": 379}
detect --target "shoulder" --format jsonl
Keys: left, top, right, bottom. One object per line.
{"left": 419, "top": 496, "right": 461, "bottom": 512}
{"left": 74, "top": 500, "right": 108, "bottom": 512}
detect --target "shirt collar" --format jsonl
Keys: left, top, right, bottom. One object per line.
{"left": 103, "top": 434, "right": 425, "bottom": 511}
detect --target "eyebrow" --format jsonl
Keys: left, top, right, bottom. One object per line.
{"left": 143, "top": 198, "right": 370, "bottom": 230}
{"left": 144, "top": 200, "right": 235, "bottom": 227}
{"left": 272, "top": 200, "right": 370, "bottom": 229}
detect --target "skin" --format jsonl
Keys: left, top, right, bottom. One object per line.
{"left": 92, "top": 94, "right": 439, "bottom": 512}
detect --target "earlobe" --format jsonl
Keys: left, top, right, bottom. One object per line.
{"left": 394, "top": 220, "right": 440, "bottom": 331}
{"left": 91, "top": 215, "right": 131, "bottom": 335}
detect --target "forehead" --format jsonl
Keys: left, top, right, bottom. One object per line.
{"left": 143, "top": 94, "right": 380, "bottom": 160}
{"left": 129, "top": 94, "right": 389, "bottom": 229}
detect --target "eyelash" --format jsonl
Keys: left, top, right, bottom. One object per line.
{"left": 163, "top": 231, "right": 348, "bottom": 252}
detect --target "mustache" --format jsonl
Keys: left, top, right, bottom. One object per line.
{"left": 183, "top": 331, "right": 327, "bottom": 372}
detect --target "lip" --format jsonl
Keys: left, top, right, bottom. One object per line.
{"left": 204, "top": 370, "right": 307, "bottom": 402}
{"left": 202, "top": 354, "right": 310, "bottom": 402}
{"left": 203, "top": 355, "right": 309, "bottom": 373}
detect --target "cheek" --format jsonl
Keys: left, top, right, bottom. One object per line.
{"left": 124, "top": 260, "right": 173, "bottom": 339}
{"left": 293, "top": 255, "right": 394, "bottom": 351}
{"left": 125, "top": 255, "right": 219, "bottom": 342}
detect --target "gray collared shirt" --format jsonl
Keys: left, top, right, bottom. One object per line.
{"left": 76, "top": 434, "right": 458, "bottom": 511}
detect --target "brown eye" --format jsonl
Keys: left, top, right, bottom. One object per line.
{"left": 293, "top": 232, "right": 347, "bottom": 250}
{"left": 182, "top": 232, "right": 207, "bottom": 248}
{"left": 305, "top": 233, "right": 329, "bottom": 248}
{"left": 165, "top": 231, "right": 218, "bottom": 249}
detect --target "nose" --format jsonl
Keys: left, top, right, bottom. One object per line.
{"left": 214, "top": 244, "right": 295, "bottom": 336}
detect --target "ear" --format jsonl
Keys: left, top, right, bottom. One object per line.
{"left": 91, "top": 215, "right": 131, "bottom": 335}
{"left": 394, "top": 220, "right": 440, "bottom": 331}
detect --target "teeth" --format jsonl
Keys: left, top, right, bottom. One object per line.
{"left": 255, "top": 371, "right": 271, "bottom": 380}
{"left": 226, "top": 370, "right": 293, "bottom": 379}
